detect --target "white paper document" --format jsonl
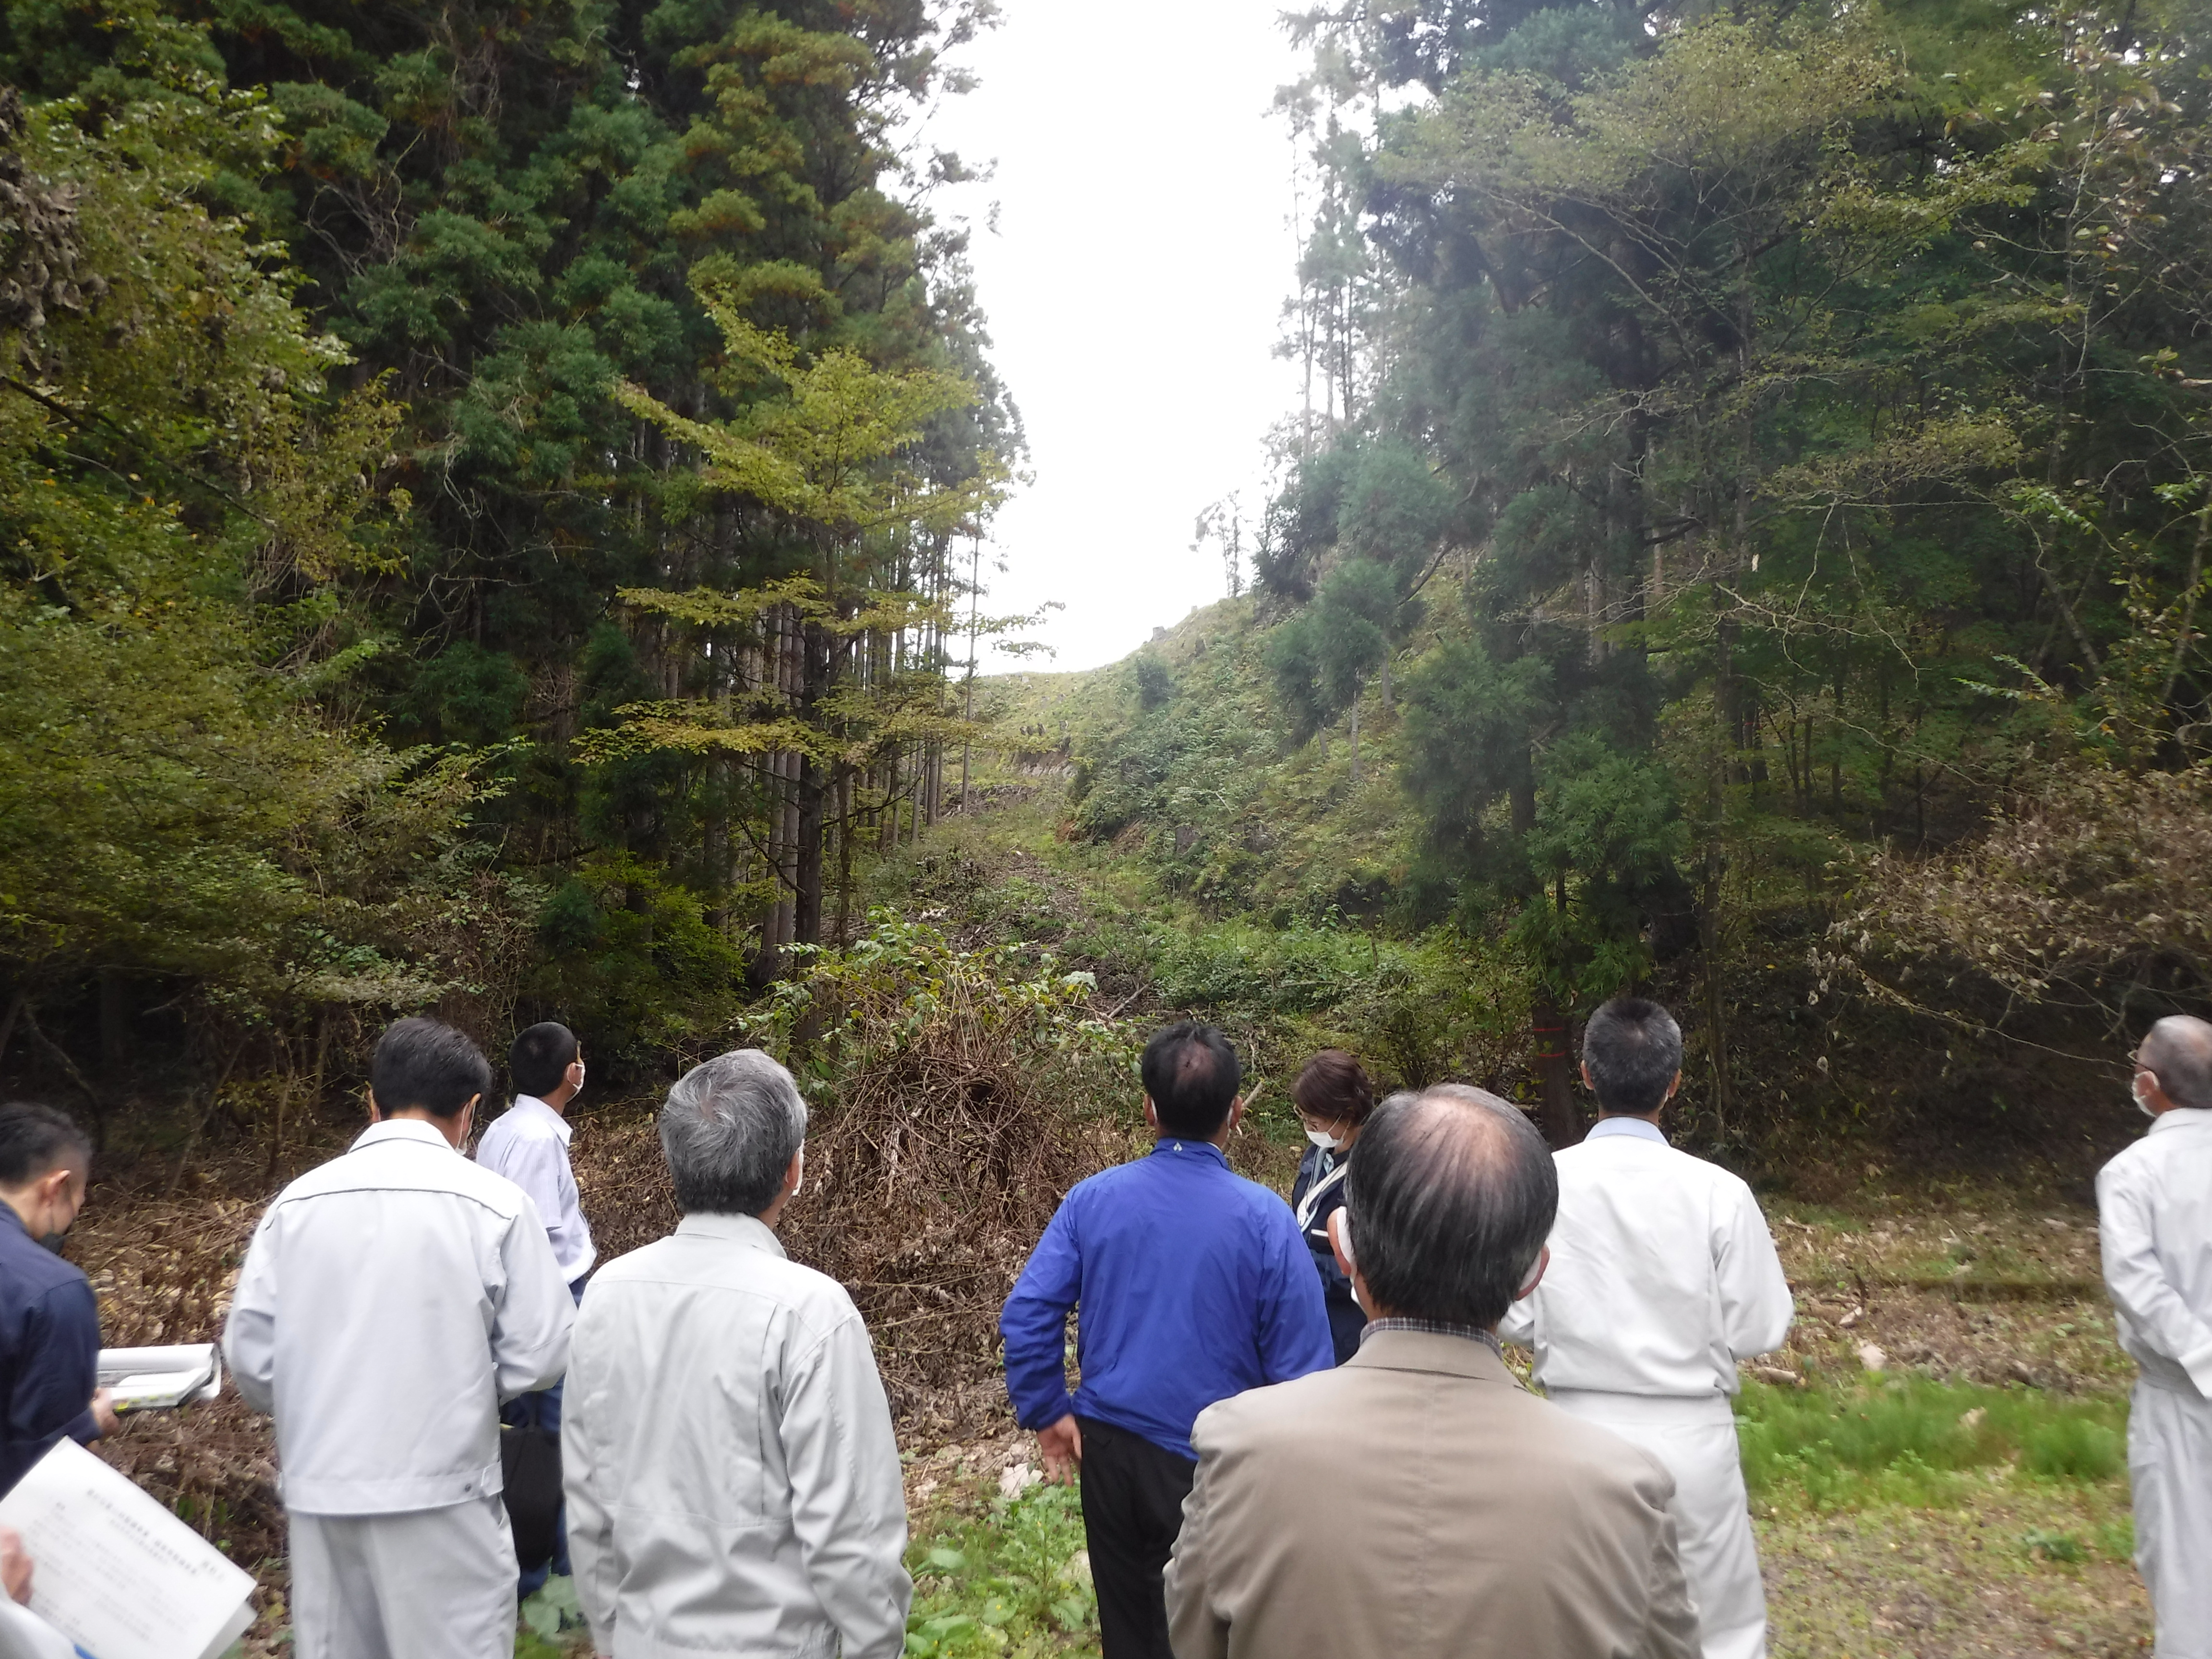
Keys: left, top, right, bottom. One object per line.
{"left": 95, "top": 1345, "right": 223, "bottom": 1414}
{"left": 0, "top": 1438, "right": 254, "bottom": 1659}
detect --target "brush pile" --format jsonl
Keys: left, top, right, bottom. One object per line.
{"left": 577, "top": 915, "right": 1137, "bottom": 1432}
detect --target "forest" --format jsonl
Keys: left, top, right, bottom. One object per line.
{"left": 1, "top": 0, "right": 2208, "bottom": 1650}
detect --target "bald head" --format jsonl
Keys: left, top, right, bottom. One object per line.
{"left": 1342, "top": 1083, "right": 1557, "bottom": 1329}
{"left": 2140, "top": 1016, "right": 2212, "bottom": 1111}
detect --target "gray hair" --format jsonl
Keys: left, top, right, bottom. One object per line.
{"left": 2142, "top": 1016, "right": 2212, "bottom": 1111}
{"left": 659, "top": 1048, "right": 808, "bottom": 1216}
{"left": 1344, "top": 1082, "right": 1557, "bottom": 1329}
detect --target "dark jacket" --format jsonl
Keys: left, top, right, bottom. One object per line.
{"left": 0, "top": 1204, "right": 100, "bottom": 1494}
{"left": 1289, "top": 1143, "right": 1363, "bottom": 1364}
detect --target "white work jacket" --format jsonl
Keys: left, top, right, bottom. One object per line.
{"left": 2098, "top": 1106, "right": 2212, "bottom": 1397}
{"left": 1501, "top": 1117, "right": 1794, "bottom": 1396}
{"left": 223, "top": 1118, "right": 574, "bottom": 1515}
{"left": 475, "top": 1094, "right": 597, "bottom": 1282}
{"left": 564, "top": 1211, "right": 913, "bottom": 1659}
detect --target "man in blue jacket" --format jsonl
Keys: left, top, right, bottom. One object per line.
{"left": 1001, "top": 1022, "right": 1333, "bottom": 1659}
{"left": 0, "top": 1103, "right": 115, "bottom": 1496}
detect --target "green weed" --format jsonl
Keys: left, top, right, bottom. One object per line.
{"left": 1738, "top": 1378, "right": 2128, "bottom": 1512}
{"left": 905, "top": 1480, "right": 1097, "bottom": 1657}
{"left": 2022, "top": 1527, "right": 2086, "bottom": 1563}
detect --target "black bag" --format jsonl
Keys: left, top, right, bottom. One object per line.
{"left": 500, "top": 1423, "right": 563, "bottom": 1572}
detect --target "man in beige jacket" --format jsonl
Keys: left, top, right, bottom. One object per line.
{"left": 1165, "top": 1084, "right": 1701, "bottom": 1659}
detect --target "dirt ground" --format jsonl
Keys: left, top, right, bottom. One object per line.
{"left": 61, "top": 1145, "right": 2151, "bottom": 1655}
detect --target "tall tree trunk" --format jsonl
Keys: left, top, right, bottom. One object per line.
{"left": 1531, "top": 998, "right": 1581, "bottom": 1148}
{"left": 794, "top": 614, "right": 828, "bottom": 948}
{"left": 833, "top": 769, "right": 855, "bottom": 944}
{"left": 97, "top": 968, "right": 126, "bottom": 1077}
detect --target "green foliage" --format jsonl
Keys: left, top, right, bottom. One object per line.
{"left": 528, "top": 854, "right": 751, "bottom": 1056}
{"left": 0, "top": 0, "right": 1020, "bottom": 1085}
{"left": 0, "top": 37, "right": 500, "bottom": 1043}
{"left": 1242, "top": 0, "right": 2212, "bottom": 1092}
{"left": 905, "top": 1481, "right": 1096, "bottom": 1658}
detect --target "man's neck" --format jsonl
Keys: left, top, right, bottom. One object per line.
{"left": 379, "top": 1107, "right": 465, "bottom": 1148}
{"left": 1154, "top": 1130, "right": 1232, "bottom": 1151}
{"left": 536, "top": 1085, "right": 576, "bottom": 1117}
{"left": 1596, "top": 1108, "right": 1663, "bottom": 1126}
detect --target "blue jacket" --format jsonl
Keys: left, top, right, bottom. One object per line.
{"left": 1000, "top": 1137, "right": 1334, "bottom": 1461}
{"left": 1290, "top": 1142, "right": 1365, "bottom": 1365}
{"left": 0, "top": 1204, "right": 100, "bottom": 1494}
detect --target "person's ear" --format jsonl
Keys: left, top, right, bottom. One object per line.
{"left": 1226, "top": 1094, "right": 1246, "bottom": 1136}
{"left": 459, "top": 1093, "right": 481, "bottom": 1142}
{"left": 1515, "top": 1244, "right": 1550, "bottom": 1301}
{"left": 1327, "top": 1207, "right": 1356, "bottom": 1276}
{"left": 1142, "top": 1096, "right": 1159, "bottom": 1131}
{"left": 1579, "top": 1060, "right": 1595, "bottom": 1092}
{"left": 365, "top": 1087, "right": 382, "bottom": 1124}
{"left": 1665, "top": 1070, "right": 1683, "bottom": 1104}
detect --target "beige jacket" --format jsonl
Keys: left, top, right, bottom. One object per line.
{"left": 1165, "top": 1329, "right": 1701, "bottom": 1659}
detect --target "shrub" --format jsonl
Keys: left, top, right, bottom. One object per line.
{"left": 760, "top": 916, "right": 1138, "bottom": 1423}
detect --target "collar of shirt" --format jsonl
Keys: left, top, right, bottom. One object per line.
{"left": 351, "top": 1118, "right": 460, "bottom": 1154}
{"left": 506, "top": 1094, "right": 573, "bottom": 1146}
{"left": 1586, "top": 1115, "right": 1668, "bottom": 1145}
{"left": 1150, "top": 1138, "right": 1229, "bottom": 1167}
{"left": 2150, "top": 1106, "right": 2212, "bottom": 1137}
{"left": 674, "top": 1210, "right": 788, "bottom": 1258}
{"left": 1362, "top": 1317, "right": 1505, "bottom": 1362}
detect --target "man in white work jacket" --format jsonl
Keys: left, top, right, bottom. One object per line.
{"left": 225, "top": 1017, "right": 576, "bottom": 1659}
{"left": 562, "top": 1048, "right": 912, "bottom": 1659}
{"left": 2098, "top": 1013, "right": 2212, "bottom": 1659}
{"left": 1501, "top": 997, "right": 1793, "bottom": 1659}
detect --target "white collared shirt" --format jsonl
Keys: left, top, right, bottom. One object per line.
{"left": 476, "top": 1094, "right": 597, "bottom": 1281}
{"left": 564, "top": 1211, "right": 912, "bottom": 1659}
{"left": 222, "top": 1118, "right": 575, "bottom": 1515}
{"left": 2098, "top": 1107, "right": 2212, "bottom": 1397}
{"left": 1500, "top": 1116, "right": 1795, "bottom": 1396}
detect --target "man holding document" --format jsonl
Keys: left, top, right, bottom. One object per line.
{"left": 0, "top": 1103, "right": 116, "bottom": 1498}
{"left": 224, "top": 1018, "right": 575, "bottom": 1659}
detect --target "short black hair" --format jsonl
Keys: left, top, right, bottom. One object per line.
{"left": 0, "top": 1103, "right": 90, "bottom": 1189}
{"left": 1582, "top": 997, "right": 1683, "bottom": 1116}
{"left": 371, "top": 1018, "right": 492, "bottom": 1120}
{"left": 1140, "top": 1022, "right": 1241, "bottom": 1139}
{"left": 2143, "top": 1016, "right": 2212, "bottom": 1110}
{"left": 1344, "top": 1084, "right": 1557, "bottom": 1329}
{"left": 509, "top": 1022, "right": 580, "bottom": 1099}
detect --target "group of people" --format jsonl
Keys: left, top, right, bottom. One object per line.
{"left": 1000, "top": 1004, "right": 1790, "bottom": 1659}
{"left": 0, "top": 1001, "right": 2211, "bottom": 1657}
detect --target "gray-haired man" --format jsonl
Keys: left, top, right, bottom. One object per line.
{"left": 561, "top": 1049, "right": 912, "bottom": 1657}
{"left": 2099, "top": 1014, "right": 2212, "bottom": 1658}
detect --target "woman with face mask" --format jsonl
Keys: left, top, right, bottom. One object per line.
{"left": 1288, "top": 1050, "right": 1382, "bottom": 1364}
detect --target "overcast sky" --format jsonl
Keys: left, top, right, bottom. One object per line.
{"left": 915, "top": 2, "right": 1309, "bottom": 673}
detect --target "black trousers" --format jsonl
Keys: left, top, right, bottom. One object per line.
{"left": 1076, "top": 1416, "right": 1198, "bottom": 1659}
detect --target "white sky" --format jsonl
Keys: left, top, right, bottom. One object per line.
{"left": 915, "top": 2, "right": 1310, "bottom": 673}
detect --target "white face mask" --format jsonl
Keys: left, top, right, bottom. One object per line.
{"left": 1305, "top": 1126, "right": 1344, "bottom": 1151}
{"left": 2135, "top": 1073, "right": 2158, "bottom": 1119}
